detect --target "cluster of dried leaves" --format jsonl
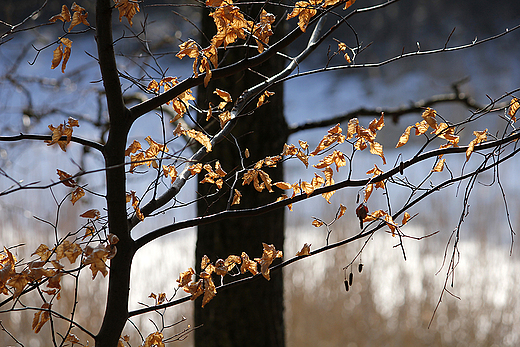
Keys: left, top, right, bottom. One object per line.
{"left": 0, "top": 232, "right": 118, "bottom": 335}
{"left": 176, "top": 243, "right": 282, "bottom": 307}
{"left": 49, "top": 1, "right": 139, "bottom": 73}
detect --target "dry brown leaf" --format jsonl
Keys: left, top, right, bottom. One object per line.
{"left": 177, "top": 268, "right": 195, "bottom": 287}
{"left": 201, "top": 271, "right": 217, "bottom": 307}
{"left": 421, "top": 107, "right": 438, "bottom": 130}
{"left": 232, "top": 189, "right": 242, "bottom": 206}
{"left": 252, "top": 10, "right": 275, "bottom": 53}
{"left": 240, "top": 252, "right": 259, "bottom": 275}
{"left": 310, "top": 124, "right": 345, "bottom": 155}
{"left": 71, "top": 186, "right": 84, "bottom": 205}
{"left": 401, "top": 212, "right": 412, "bottom": 226}
{"left": 396, "top": 125, "right": 413, "bottom": 148}
{"left": 142, "top": 332, "right": 165, "bottom": 347}
{"left": 56, "top": 169, "right": 76, "bottom": 187}
{"left": 114, "top": 0, "right": 140, "bottom": 26}
{"left": 369, "top": 141, "right": 386, "bottom": 164}
{"left": 509, "top": 97, "right": 519, "bottom": 121}
{"left": 432, "top": 158, "right": 446, "bottom": 172}
{"left": 286, "top": 0, "right": 319, "bottom": 32}
{"left": 337, "top": 204, "right": 347, "bottom": 219}
{"left": 80, "top": 209, "right": 100, "bottom": 219}
{"left": 311, "top": 219, "right": 324, "bottom": 228}
{"left": 254, "top": 243, "right": 282, "bottom": 280}
{"left": 32, "top": 303, "right": 51, "bottom": 333}
{"left": 49, "top": 5, "right": 71, "bottom": 23}
{"left": 466, "top": 129, "right": 488, "bottom": 161}
{"left": 69, "top": 3, "right": 90, "bottom": 31}
{"left": 295, "top": 243, "right": 311, "bottom": 256}
{"left": 257, "top": 90, "right": 275, "bottom": 108}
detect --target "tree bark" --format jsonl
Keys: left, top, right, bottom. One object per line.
{"left": 195, "top": 5, "right": 288, "bottom": 346}
{"left": 95, "top": 1, "right": 136, "bottom": 346}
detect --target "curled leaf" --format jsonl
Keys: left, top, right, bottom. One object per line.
{"left": 432, "top": 158, "right": 446, "bottom": 172}
{"left": 114, "top": 0, "right": 140, "bottom": 26}
{"left": 396, "top": 125, "right": 413, "bottom": 148}
{"left": 254, "top": 243, "right": 282, "bottom": 280}
{"left": 295, "top": 243, "right": 311, "bottom": 256}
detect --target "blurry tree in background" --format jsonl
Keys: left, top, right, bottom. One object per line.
{"left": 0, "top": 0, "right": 520, "bottom": 347}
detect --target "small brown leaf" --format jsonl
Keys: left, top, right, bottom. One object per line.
{"left": 32, "top": 303, "right": 51, "bottom": 333}
{"left": 71, "top": 187, "right": 84, "bottom": 205}
{"left": 295, "top": 243, "right": 311, "bottom": 256}
{"left": 80, "top": 209, "right": 100, "bottom": 219}
{"left": 49, "top": 5, "right": 71, "bottom": 23}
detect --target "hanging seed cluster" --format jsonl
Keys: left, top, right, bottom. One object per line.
{"left": 344, "top": 262, "right": 363, "bottom": 292}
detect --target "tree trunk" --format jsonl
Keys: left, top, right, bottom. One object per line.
{"left": 195, "top": 5, "right": 288, "bottom": 346}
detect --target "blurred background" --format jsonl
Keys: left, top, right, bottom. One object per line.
{"left": 1, "top": 0, "right": 520, "bottom": 346}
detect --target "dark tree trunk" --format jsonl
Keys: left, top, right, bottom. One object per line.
{"left": 195, "top": 4, "right": 288, "bottom": 346}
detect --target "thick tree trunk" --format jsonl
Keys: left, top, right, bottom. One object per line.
{"left": 195, "top": 5, "right": 288, "bottom": 346}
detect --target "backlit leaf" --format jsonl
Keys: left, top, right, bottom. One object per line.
{"left": 51, "top": 44, "right": 63, "bottom": 70}
{"left": 201, "top": 271, "right": 217, "bottom": 307}
{"left": 69, "top": 3, "right": 90, "bottom": 31}
{"left": 142, "top": 332, "right": 165, "bottom": 347}
{"left": 257, "top": 90, "right": 275, "bottom": 108}
{"left": 240, "top": 252, "right": 259, "bottom": 275}
{"left": 396, "top": 125, "right": 412, "bottom": 148}
{"left": 49, "top": 5, "right": 71, "bottom": 23}
{"left": 254, "top": 243, "right": 282, "bottom": 280}
{"left": 466, "top": 129, "right": 488, "bottom": 161}
{"left": 401, "top": 212, "right": 411, "bottom": 225}
{"left": 321, "top": 167, "right": 335, "bottom": 203}
{"left": 343, "top": 0, "right": 356, "bottom": 10}
{"left": 337, "top": 204, "right": 347, "bottom": 219}
{"left": 252, "top": 10, "right": 275, "bottom": 53}
{"left": 7, "top": 272, "right": 29, "bottom": 298}
{"left": 214, "top": 88, "right": 232, "bottom": 107}
{"left": 369, "top": 141, "right": 386, "bottom": 164}
{"left": 177, "top": 268, "right": 195, "bottom": 287}
{"left": 218, "top": 110, "right": 231, "bottom": 128}
{"left": 313, "top": 150, "right": 346, "bottom": 171}
{"left": 162, "top": 164, "right": 178, "bottom": 184}
{"left": 312, "top": 219, "right": 324, "bottom": 228}
{"left": 421, "top": 107, "right": 438, "bottom": 130}
{"left": 310, "top": 124, "right": 345, "bottom": 155}
{"left": 415, "top": 120, "right": 429, "bottom": 136}
{"left": 509, "top": 97, "right": 519, "bottom": 121}
{"left": 286, "top": 0, "right": 319, "bottom": 32}
{"left": 432, "top": 158, "right": 445, "bottom": 172}
{"left": 125, "top": 139, "right": 141, "bottom": 156}
{"left": 59, "top": 37, "right": 72, "bottom": 73}
{"left": 54, "top": 240, "right": 82, "bottom": 264}
{"left": 186, "top": 129, "right": 212, "bottom": 152}
{"left": 232, "top": 189, "right": 242, "bottom": 205}
{"left": 114, "top": 0, "right": 140, "bottom": 26}
{"left": 82, "top": 244, "right": 111, "bottom": 279}
{"left": 129, "top": 190, "right": 144, "bottom": 221}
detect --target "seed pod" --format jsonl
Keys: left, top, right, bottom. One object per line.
{"left": 349, "top": 272, "right": 353, "bottom": 286}
{"left": 358, "top": 263, "right": 364, "bottom": 273}
{"left": 356, "top": 204, "right": 369, "bottom": 229}
{"left": 344, "top": 280, "right": 349, "bottom": 292}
